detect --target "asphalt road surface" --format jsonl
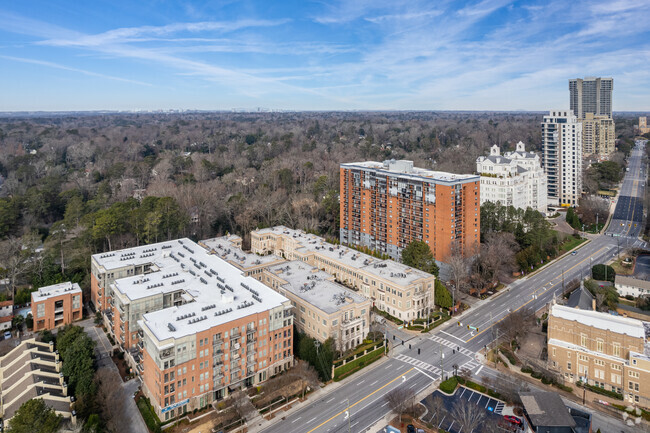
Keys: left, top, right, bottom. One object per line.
{"left": 261, "top": 141, "right": 648, "bottom": 433}
{"left": 607, "top": 140, "right": 647, "bottom": 240}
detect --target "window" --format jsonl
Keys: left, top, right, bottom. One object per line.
{"left": 580, "top": 334, "right": 587, "bottom": 347}
{"left": 613, "top": 344, "right": 621, "bottom": 357}
{"left": 37, "top": 303, "right": 45, "bottom": 318}
{"left": 596, "top": 340, "right": 603, "bottom": 353}
{"left": 73, "top": 295, "right": 80, "bottom": 309}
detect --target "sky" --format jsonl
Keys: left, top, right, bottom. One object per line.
{"left": 0, "top": 0, "right": 649, "bottom": 112}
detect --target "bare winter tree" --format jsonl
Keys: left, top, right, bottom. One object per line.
{"left": 447, "top": 242, "right": 469, "bottom": 310}
{"left": 384, "top": 387, "right": 416, "bottom": 422}
{"left": 287, "top": 360, "right": 320, "bottom": 399}
{"left": 451, "top": 398, "right": 486, "bottom": 433}
{"left": 424, "top": 393, "right": 446, "bottom": 427}
{"left": 231, "top": 390, "right": 257, "bottom": 422}
{"left": 578, "top": 196, "right": 609, "bottom": 226}
{"left": 496, "top": 308, "right": 535, "bottom": 347}
{"left": 95, "top": 368, "right": 126, "bottom": 433}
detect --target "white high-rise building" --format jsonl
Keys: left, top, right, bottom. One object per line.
{"left": 476, "top": 141, "right": 548, "bottom": 213}
{"left": 541, "top": 110, "right": 583, "bottom": 207}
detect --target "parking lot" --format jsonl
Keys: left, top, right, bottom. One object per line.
{"left": 420, "top": 387, "right": 521, "bottom": 433}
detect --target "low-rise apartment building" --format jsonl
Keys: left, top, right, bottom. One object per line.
{"left": 615, "top": 275, "right": 650, "bottom": 298}
{"left": 31, "top": 282, "right": 82, "bottom": 331}
{"left": 547, "top": 303, "right": 650, "bottom": 408}
{"left": 251, "top": 226, "right": 435, "bottom": 323}
{"left": 91, "top": 239, "right": 294, "bottom": 420}
{"left": 200, "top": 235, "right": 285, "bottom": 278}
{"left": 0, "top": 339, "right": 75, "bottom": 425}
{"left": 0, "top": 300, "right": 13, "bottom": 332}
{"left": 261, "top": 260, "right": 371, "bottom": 351}
{"left": 476, "top": 142, "right": 547, "bottom": 213}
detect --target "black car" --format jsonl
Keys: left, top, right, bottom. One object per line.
{"left": 406, "top": 425, "right": 416, "bottom": 433}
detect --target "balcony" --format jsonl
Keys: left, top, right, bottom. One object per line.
{"left": 54, "top": 307, "right": 64, "bottom": 314}
{"left": 230, "top": 331, "right": 241, "bottom": 340}
{"left": 137, "top": 340, "right": 144, "bottom": 351}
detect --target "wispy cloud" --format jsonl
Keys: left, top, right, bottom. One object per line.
{"left": 0, "top": 55, "right": 152, "bottom": 86}
{"left": 0, "top": 0, "right": 649, "bottom": 110}
{"left": 40, "top": 19, "right": 291, "bottom": 47}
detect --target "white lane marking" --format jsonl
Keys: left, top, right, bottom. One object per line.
{"left": 476, "top": 365, "right": 484, "bottom": 375}
{"left": 351, "top": 422, "right": 359, "bottom": 428}
{"left": 292, "top": 417, "right": 301, "bottom": 423}
{"left": 440, "top": 330, "right": 467, "bottom": 343}
{"left": 414, "top": 366, "right": 436, "bottom": 381}
{"left": 326, "top": 397, "right": 335, "bottom": 403}
{"left": 381, "top": 401, "right": 389, "bottom": 407}
{"left": 370, "top": 380, "right": 378, "bottom": 386}
{"left": 308, "top": 417, "right": 316, "bottom": 423}
{"left": 408, "top": 382, "right": 417, "bottom": 389}
{"left": 385, "top": 365, "right": 392, "bottom": 370}
{"left": 356, "top": 380, "right": 365, "bottom": 385}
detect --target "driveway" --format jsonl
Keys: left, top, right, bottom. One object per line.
{"left": 78, "top": 318, "right": 148, "bottom": 433}
{"left": 76, "top": 318, "right": 116, "bottom": 370}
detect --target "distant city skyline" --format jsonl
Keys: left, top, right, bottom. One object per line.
{"left": 1, "top": 1, "right": 649, "bottom": 111}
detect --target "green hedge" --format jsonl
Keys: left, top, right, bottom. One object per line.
{"left": 439, "top": 377, "right": 458, "bottom": 394}
{"left": 421, "top": 314, "right": 450, "bottom": 333}
{"left": 553, "top": 383, "right": 573, "bottom": 393}
{"left": 333, "top": 347, "right": 384, "bottom": 381}
{"left": 584, "top": 383, "right": 623, "bottom": 400}
{"left": 137, "top": 397, "right": 162, "bottom": 433}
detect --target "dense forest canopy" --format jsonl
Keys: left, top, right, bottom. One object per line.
{"left": 0, "top": 111, "right": 641, "bottom": 297}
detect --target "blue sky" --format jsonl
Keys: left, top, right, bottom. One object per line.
{"left": 1, "top": 0, "right": 649, "bottom": 111}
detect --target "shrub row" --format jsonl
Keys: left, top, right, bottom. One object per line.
{"left": 137, "top": 397, "right": 162, "bottom": 433}
{"left": 333, "top": 347, "right": 384, "bottom": 381}
{"left": 580, "top": 382, "right": 623, "bottom": 400}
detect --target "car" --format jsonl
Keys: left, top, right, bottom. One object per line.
{"left": 3, "top": 331, "right": 11, "bottom": 340}
{"left": 406, "top": 425, "right": 416, "bottom": 433}
{"left": 571, "top": 251, "right": 577, "bottom": 256}
{"left": 504, "top": 415, "right": 522, "bottom": 426}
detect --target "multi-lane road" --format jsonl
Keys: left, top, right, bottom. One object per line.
{"left": 261, "top": 140, "right": 648, "bottom": 433}
{"left": 608, "top": 140, "right": 647, "bottom": 239}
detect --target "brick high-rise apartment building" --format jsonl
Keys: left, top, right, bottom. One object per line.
{"left": 340, "top": 160, "right": 480, "bottom": 262}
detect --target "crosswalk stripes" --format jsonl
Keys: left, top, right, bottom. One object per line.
{"left": 494, "top": 402, "right": 505, "bottom": 415}
{"left": 394, "top": 353, "right": 441, "bottom": 376}
{"left": 429, "top": 336, "right": 474, "bottom": 357}
{"left": 460, "top": 360, "right": 479, "bottom": 371}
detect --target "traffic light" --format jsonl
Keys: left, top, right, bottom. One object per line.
{"left": 467, "top": 324, "right": 470, "bottom": 330}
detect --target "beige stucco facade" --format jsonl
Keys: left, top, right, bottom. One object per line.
{"left": 251, "top": 226, "right": 436, "bottom": 323}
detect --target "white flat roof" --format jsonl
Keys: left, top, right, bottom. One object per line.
{"left": 254, "top": 226, "right": 433, "bottom": 286}
{"left": 551, "top": 304, "right": 645, "bottom": 339}
{"left": 341, "top": 160, "right": 478, "bottom": 184}
{"left": 95, "top": 239, "right": 289, "bottom": 342}
{"left": 267, "top": 261, "right": 368, "bottom": 314}
{"left": 201, "top": 236, "right": 284, "bottom": 269}
{"left": 31, "top": 282, "right": 81, "bottom": 302}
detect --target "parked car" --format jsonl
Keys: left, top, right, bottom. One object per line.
{"left": 4, "top": 331, "right": 11, "bottom": 340}
{"left": 406, "top": 425, "right": 416, "bottom": 433}
{"left": 504, "top": 415, "right": 522, "bottom": 426}
{"left": 571, "top": 251, "right": 577, "bottom": 256}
